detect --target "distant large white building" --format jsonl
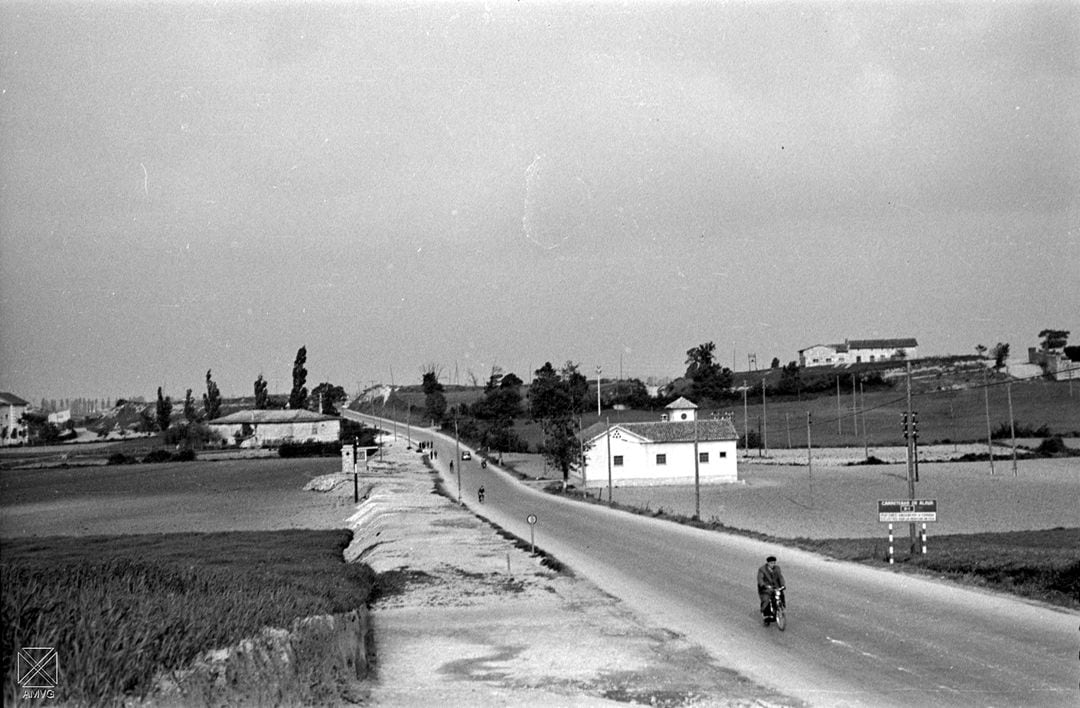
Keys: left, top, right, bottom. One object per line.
{"left": 576, "top": 397, "right": 739, "bottom": 488}
{"left": 208, "top": 408, "right": 341, "bottom": 448}
{"left": 799, "top": 338, "right": 918, "bottom": 368}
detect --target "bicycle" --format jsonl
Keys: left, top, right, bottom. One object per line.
{"left": 763, "top": 586, "right": 786, "bottom": 631}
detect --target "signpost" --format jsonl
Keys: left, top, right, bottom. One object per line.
{"left": 877, "top": 499, "right": 938, "bottom": 523}
{"left": 527, "top": 514, "right": 537, "bottom": 554}
{"left": 878, "top": 499, "right": 937, "bottom": 563}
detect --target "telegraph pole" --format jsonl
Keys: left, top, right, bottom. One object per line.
{"left": 1007, "top": 382, "right": 1018, "bottom": 476}
{"left": 761, "top": 378, "right": 767, "bottom": 455}
{"left": 454, "top": 415, "right": 461, "bottom": 504}
{"left": 984, "top": 368, "right": 996, "bottom": 475}
{"left": 693, "top": 416, "right": 700, "bottom": 520}
{"left": 596, "top": 365, "right": 602, "bottom": 416}
{"left": 905, "top": 362, "right": 917, "bottom": 553}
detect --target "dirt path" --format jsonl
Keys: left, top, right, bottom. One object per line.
{"left": 343, "top": 439, "right": 803, "bottom": 707}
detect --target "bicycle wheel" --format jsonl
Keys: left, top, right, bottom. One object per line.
{"left": 775, "top": 604, "right": 786, "bottom": 631}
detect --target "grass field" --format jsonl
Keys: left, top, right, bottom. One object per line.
{"left": 1, "top": 530, "right": 375, "bottom": 706}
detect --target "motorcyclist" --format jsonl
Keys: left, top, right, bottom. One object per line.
{"left": 478, "top": 486, "right": 485, "bottom": 503}
{"left": 756, "top": 555, "right": 785, "bottom": 623}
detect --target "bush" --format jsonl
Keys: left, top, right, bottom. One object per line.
{"left": 107, "top": 452, "right": 136, "bottom": 465}
{"left": 1036, "top": 436, "right": 1070, "bottom": 455}
{"left": 172, "top": 448, "right": 197, "bottom": 462}
{"left": 142, "top": 449, "right": 172, "bottom": 464}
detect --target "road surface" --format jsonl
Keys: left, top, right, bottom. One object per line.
{"left": 349, "top": 412, "right": 1079, "bottom": 707}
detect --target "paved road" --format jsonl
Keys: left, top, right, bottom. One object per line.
{"left": 350, "top": 413, "right": 1079, "bottom": 707}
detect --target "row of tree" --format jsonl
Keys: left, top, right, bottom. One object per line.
{"left": 150, "top": 347, "right": 349, "bottom": 437}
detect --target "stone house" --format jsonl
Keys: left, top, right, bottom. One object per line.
{"left": 208, "top": 408, "right": 341, "bottom": 448}
{"left": 799, "top": 338, "right": 918, "bottom": 367}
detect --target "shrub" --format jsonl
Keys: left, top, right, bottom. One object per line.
{"left": 1036, "top": 436, "right": 1070, "bottom": 455}
{"left": 107, "top": 452, "right": 136, "bottom": 465}
{"left": 172, "top": 448, "right": 197, "bottom": 462}
{"left": 142, "top": 449, "right": 172, "bottom": 464}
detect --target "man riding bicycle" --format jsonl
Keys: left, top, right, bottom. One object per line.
{"left": 757, "top": 555, "right": 785, "bottom": 623}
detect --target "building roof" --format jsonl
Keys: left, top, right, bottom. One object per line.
{"left": 665, "top": 396, "right": 698, "bottom": 410}
{"left": 209, "top": 408, "right": 339, "bottom": 425}
{"left": 0, "top": 392, "right": 30, "bottom": 406}
{"left": 847, "top": 338, "right": 918, "bottom": 350}
{"left": 582, "top": 417, "right": 738, "bottom": 444}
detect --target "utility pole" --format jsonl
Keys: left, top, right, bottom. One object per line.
{"left": 984, "top": 368, "right": 996, "bottom": 475}
{"left": 742, "top": 383, "right": 748, "bottom": 458}
{"left": 454, "top": 415, "right": 461, "bottom": 504}
{"left": 596, "top": 365, "right": 602, "bottom": 417}
{"left": 761, "top": 378, "right": 767, "bottom": 455}
{"left": 1007, "top": 382, "right": 1018, "bottom": 476}
{"left": 806, "top": 411, "right": 813, "bottom": 508}
{"left": 605, "top": 417, "right": 612, "bottom": 504}
{"left": 861, "top": 379, "right": 868, "bottom": 459}
{"left": 693, "top": 416, "right": 700, "bottom": 520}
{"left": 836, "top": 376, "right": 842, "bottom": 436}
{"left": 905, "top": 362, "right": 917, "bottom": 553}
{"left": 851, "top": 374, "right": 858, "bottom": 441}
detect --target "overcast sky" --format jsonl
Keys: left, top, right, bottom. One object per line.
{"left": 2, "top": 1, "right": 1077, "bottom": 402}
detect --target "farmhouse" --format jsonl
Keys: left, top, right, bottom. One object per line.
{"left": 208, "top": 408, "right": 341, "bottom": 448}
{"left": 1, "top": 392, "right": 30, "bottom": 446}
{"left": 576, "top": 398, "right": 739, "bottom": 487}
{"left": 799, "top": 338, "right": 918, "bottom": 367}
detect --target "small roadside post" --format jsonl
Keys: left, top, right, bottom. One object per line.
{"left": 527, "top": 514, "right": 537, "bottom": 554}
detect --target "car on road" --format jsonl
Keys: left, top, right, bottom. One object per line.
{"left": 461, "top": 451, "right": 471, "bottom": 460}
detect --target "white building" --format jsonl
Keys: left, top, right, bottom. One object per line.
{"left": 799, "top": 338, "right": 918, "bottom": 367}
{"left": 1, "top": 392, "right": 30, "bottom": 446}
{"left": 576, "top": 397, "right": 739, "bottom": 488}
{"left": 208, "top": 409, "right": 341, "bottom": 448}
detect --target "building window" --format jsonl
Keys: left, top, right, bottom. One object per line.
{"left": 613, "top": 455, "right": 624, "bottom": 466}
{"left": 719, "top": 451, "right": 727, "bottom": 458}
{"left": 699, "top": 452, "right": 709, "bottom": 463}
{"left": 656, "top": 454, "right": 666, "bottom": 465}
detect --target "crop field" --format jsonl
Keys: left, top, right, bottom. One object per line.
{"left": 0, "top": 456, "right": 348, "bottom": 538}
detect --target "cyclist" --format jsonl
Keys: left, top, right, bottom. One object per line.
{"left": 756, "top": 555, "right": 785, "bottom": 623}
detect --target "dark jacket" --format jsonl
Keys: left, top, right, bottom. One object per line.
{"left": 757, "top": 563, "right": 785, "bottom": 593}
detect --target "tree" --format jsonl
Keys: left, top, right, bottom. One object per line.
{"left": 975, "top": 344, "right": 987, "bottom": 359}
{"left": 289, "top": 346, "right": 309, "bottom": 410}
{"left": 1038, "top": 329, "right": 1069, "bottom": 351}
{"left": 992, "top": 342, "right": 1010, "bottom": 370}
{"left": 183, "top": 389, "right": 198, "bottom": 423}
{"left": 529, "top": 362, "right": 586, "bottom": 483}
{"left": 421, "top": 366, "right": 446, "bottom": 423}
{"left": 684, "top": 341, "right": 733, "bottom": 403}
{"left": 254, "top": 374, "right": 269, "bottom": 409}
{"left": 684, "top": 342, "right": 717, "bottom": 379}
{"left": 156, "top": 387, "right": 172, "bottom": 433}
{"left": 770, "top": 357, "right": 781, "bottom": 369}
{"left": 310, "top": 382, "right": 347, "bottom": 414}
{"left": 203, "top": 370, "right": 222, "bottom": 420}
{"left": 776, "top": 362, "right": 802, "bottom": 397}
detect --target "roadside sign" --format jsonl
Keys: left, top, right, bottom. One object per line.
{"left": 878, "top": 499, "right": 937, "bottom": 523}
{"left": 527, "top": 514, "right": 537, "bottom": 525}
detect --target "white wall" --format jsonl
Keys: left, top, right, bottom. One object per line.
{"left": 581, "top": 431, "right": 737, "bottom": 487}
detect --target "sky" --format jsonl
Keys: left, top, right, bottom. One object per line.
{"left": 1, "top": 1, "right": 1078, "bottom": 403}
